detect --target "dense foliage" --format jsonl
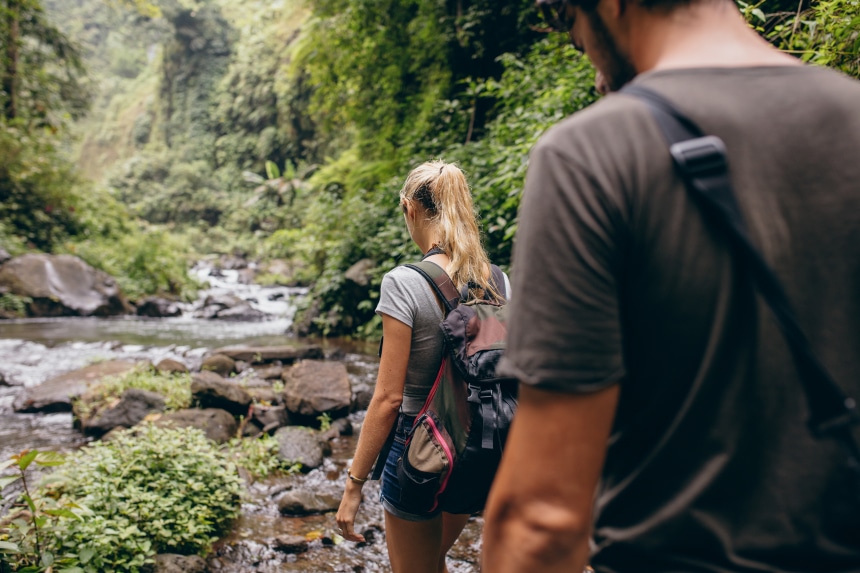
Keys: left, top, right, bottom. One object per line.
{"left": 0, "top": 427, "right": 242, "bottom": 572}
{"left": 3, "top": 0, "right": 858, "bottom": 335}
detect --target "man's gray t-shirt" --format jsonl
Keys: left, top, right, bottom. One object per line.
{"left": 501, "top": 66, "right": 860, "bottom": 572}
{"left": 377, "top": 265, "right": 511, "bottom": 415}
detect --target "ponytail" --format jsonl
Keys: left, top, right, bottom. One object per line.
{"left": 400, "top": 160, "right": 500, "bottom": 301}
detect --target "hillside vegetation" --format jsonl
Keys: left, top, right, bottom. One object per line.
{"left": 1, "top": 0, "right": 858, "bottom": 333}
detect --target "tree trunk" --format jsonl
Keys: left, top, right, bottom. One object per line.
{"left": 3, "top": 0, "right": 20, "bottom": 120}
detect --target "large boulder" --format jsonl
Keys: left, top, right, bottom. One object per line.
{"left": 211, "top": 345, "right": 323, "bottom": 364}
{"left": 273, "top": 426, "right": 325, "bottom": 470}
{"left": 0, "top": 254, "right": 133, "bottom": 317}
{"left": 13, "top": 360, "right": 138, "bottom": 413}
{"left": 154, "top": 408, "right": 237, "bottom": 443}
{"left": 282, "top": 360, "right": 351, "bottom": 420}
{"left": 136, "top": 297, "right": 182, "bottom": 318}
{"left": 191, "top": 371, "right": 252, "bottom": 416}
{"left": 81, "top": 389, "right": 165, "bottom": 436}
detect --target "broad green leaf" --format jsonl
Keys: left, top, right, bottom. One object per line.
{"left": 18, "top": 450, "right": 39, "bottom": 471}
{"left": 0, "top": 475, "right": 20, "bottom": 489}
{"left": 79, "top": 546, "right": 95, "bottom": 565}
{"left": 22, "top": 493, "right": 37, "bottom": 513}
{"left": 35, "top": 451, "right": 66, "bottom": 467}
{"left": 44, "top": 508, "right": 80, "bottom": 520}
{"left": 0, "top": 540, "right": 19, "bottom": 551}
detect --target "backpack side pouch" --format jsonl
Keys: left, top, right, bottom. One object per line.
{"left": 396, "top": 411, "right": 455, "bottom": 514}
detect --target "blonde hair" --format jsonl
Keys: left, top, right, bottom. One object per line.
{"left": 400, "top": 160, "right": 500, "bottom": 301}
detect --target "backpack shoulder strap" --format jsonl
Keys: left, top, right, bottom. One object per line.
{"left": 404, "top": 262, "right": 460, "bottom": 314}
{"left": 620, "top": 83, "right": 860, "bottom": 462}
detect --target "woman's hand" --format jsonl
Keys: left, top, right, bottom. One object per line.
{"left": 336, "top": 480, "right": 367, "bottom": 542}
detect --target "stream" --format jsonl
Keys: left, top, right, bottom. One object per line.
{"left": 0, "top": 263, "right": 482, "bottom": 572}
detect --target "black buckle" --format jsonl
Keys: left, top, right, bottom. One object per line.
{"left": 669, "top": 136, "right": 728, "bottom": 178}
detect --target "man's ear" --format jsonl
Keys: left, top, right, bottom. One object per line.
{"left": 601, "top": 0, "right": 625, "bottom": 19}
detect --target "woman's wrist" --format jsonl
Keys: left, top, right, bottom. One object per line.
{"left": 347, "top": 467, "right": 369, "bottom": 486}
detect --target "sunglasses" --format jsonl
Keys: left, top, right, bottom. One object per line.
{"left": 540, "top": 0, "right": 575, "bottom": 33}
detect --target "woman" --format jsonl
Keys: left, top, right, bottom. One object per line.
{"left": 336, "top": 160, "right": 510, "bottom": 573}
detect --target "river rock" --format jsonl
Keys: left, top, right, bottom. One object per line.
{"left": 253, "top": 404, "right": 290, "bottom": 433}
{"left": 246, "top": 384, "right": 278, "bottom": 405}
{"left": 282, "top": 360, "right": 351, "bottom": 420}
{"left": 211, "top": 345, "right": 324, "bottom": 364}
{"left": 0, "top": 254, "right": 133, "bottom": 317}
{"left": 136, "top": 297, "right": 182, "bottom": 318}
{"left": 319, "top": 417, "right": 353, "bottom": 442}
{"left": 277, "top": 487, "right": 341, "bottom": 516}
{"left": 155, "top": 358, "right": 188, "bottom": 374}
{"left": 214, "top": 303, "right": 268, "bottom": 322}
{"left": 82, "top": 389, "right": 166, "bottom": 435}
{"left": 0, "top": 247, "right": 10, "bottom": 265}
{"left": 13, "top": 360, "right": 138, "bottom": 413}
{"left": 252, "top": 363, "right": 284, "bottom": 380}
{"left": 200, "top": 354, "right": 235, "bottom": 376}
{"left": 191, "top": 372, "right": 251, "bottom": 416}
{"left": 273, "top": 534, "right": 309, "bottom": 554}
{"left": 153, "top": 554, "right": 208, "bottom": 573}
{"left": 154, "top": 408, "right": 237, "bottom": 443}
{"left": 274, "top": 426, "right": 324, "bottom": 470}
{"left": 0, "top": 372, "right": 7, "bottom": 387}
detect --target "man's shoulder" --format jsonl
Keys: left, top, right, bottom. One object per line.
{"left": 534, "top": 93, "right": 654, "bottom": 160}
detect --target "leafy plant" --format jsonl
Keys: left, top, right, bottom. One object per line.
{"left": 316, "top": 412, "right": 332, "bottom": 432}
{"left": 224, "top": 435, "right": 301, "bottom": 479}
{"left": 40, "top": 425, "right": 242, "bottom": 571}
{"left": 0, "top": 450, "right": 82, "bottom": 573}
{"left": 0, "top": 293, "right": 32, "bottom": 317}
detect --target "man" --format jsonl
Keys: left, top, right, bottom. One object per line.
{"left": 482, "top": 0, "right": 860, "bottom": 571}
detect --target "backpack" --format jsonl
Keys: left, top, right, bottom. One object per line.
{"left": 393, "top": 261, "right": 518, "bottom": 515}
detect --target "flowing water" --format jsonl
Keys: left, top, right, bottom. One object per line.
{"left": 0, "top": 264, "right": 482, "bottom": 572}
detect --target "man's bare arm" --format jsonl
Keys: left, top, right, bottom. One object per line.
{"left": 482, "top": 383, "right": 620, "bottom": 572}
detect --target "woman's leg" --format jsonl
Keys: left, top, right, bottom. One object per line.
{"left": 384, "top": 510, "right": 472, "bottom": 573}
{"left": 385, "top": 511, "right": 444, "bottom": 573}
{"left": 437, "top": 512, "right": 471, "bottom": 573}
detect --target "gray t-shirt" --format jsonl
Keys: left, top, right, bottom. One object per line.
{"left": 377, "top": 264, "right": 511, "bottom": 415}
{"left": 501, "top": 65, "right": 860, "bottom": 572}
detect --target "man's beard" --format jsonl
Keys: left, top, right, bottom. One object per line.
{"left": 585, "top": 9, "right": 638, "bottom": 91}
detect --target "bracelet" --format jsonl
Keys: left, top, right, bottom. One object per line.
{"left": 347, "top": 468, "right": 368, "bottom": 484}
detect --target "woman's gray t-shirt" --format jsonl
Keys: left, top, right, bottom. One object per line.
{"left": 376, "top": 265, "right": 511, "bottom": 415}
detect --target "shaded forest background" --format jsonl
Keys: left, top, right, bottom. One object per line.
{"left": 1, "top": 0, "right": 858, "bottom": 336}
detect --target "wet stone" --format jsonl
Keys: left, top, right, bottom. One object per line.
{"left": 191, "top": 371, "right": 252, "bottom": 416}
{"left": 154, "top": 408, "right": 238, "bottom": 443}
{"left": 276, "top": 488, "right": 341, "bottom": 516}
{"left": 272, "top": 534, "right": 309, "bottom": 554}
{"left": 274, "top": 426, "right": 324, "bottom": 470}
{"left": 201, "top": 354, "right": 236, "bottom": 376}
{"left": 155, "top": 358, "right": 188, "bottom": 374}
{"left": 82, "top": 388, "right": 165, "bottom": 435}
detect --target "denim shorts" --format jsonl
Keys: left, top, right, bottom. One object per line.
{"left": 379, "top": 413, "right": 443, "bottom": 522}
